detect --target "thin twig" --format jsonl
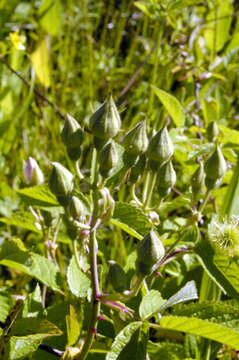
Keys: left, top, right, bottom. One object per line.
{"left": 0, "top": 56, "right": 66, "bottom": 121}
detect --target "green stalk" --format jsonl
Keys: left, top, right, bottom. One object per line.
{"left": 76, "top": 152, "right": 101, "bottom": 360}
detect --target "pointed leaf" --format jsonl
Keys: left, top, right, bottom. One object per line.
{"left": 151, "top": 85, "right": 185, "bottom": 127}
{"left": 159, "top": 281, "right": 198, "bottom": 312}
{"left": 112, "top": 202, "right": 151, "bottom": 238}
{"left": 67, "top": 256, "right": 91, "bottom": 298}
{"left": 106, "top": 322, "right": 142, "bottom": 360}
{"left": 17, "top": 184, "right": 59, "bottom": 207}
{"left": 32, "top": 37, "right": 51, "bottom": 87}
{"left": 139, "top": 290, "right": 166, "bottom": 320}
{"left": 0, "top": 211, "right": 42, "bottom": 233}
{"left": 66, "top": 304, "right": 80, "bottom": 346}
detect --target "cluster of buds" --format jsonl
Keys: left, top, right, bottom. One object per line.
{"left": 90, "top": 95, "right": 121, "bottom": 179}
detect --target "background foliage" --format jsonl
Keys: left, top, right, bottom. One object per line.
{"left": 2, "top": 0, "right": 239, "bottom": 359}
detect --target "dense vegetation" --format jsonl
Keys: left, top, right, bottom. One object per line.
{"left": 2, "top": 0, "right": 239, "bottom": 359}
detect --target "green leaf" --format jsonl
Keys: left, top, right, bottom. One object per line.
{"left": 6, "top": 337, "right": 41, "bottom": 360}
{"left": 219, "top": 125, "right": 239, "bottom": 146}
{"left": 147, "top": 340, "right": 185, "bottom": 360}
{"left": 39, "top": 0, "right": 61, "bottom": 36}
{"left": 67, "top": 256, "right": 91, "bottom": 298}
{"left": 160, "top": 281, "right": 198, "bottom": 312}
{"left": 22, "top": 284, "right": 42, "bottom": 318}
{"left": 0, "top": 238, "right": 63, "bottom": 292}
{"left": 66, "top": 304, "right": 80, "bottom": 346}
{"left": 0, "top": 211, "right": 42, "bottom": 233}
{"left": 0, "top": 291, "right": 14, "bottom": 322}
{"left": 160, "top": 314, "right": 239, "bottom": 349}
{"left": 106, "top": 322, "right": 142, "bottom": 360}
{"left": 32, "top": 38, "right": 51, "bottom": 87}
{"left": 139, "top": 290, "right": 166, "bottom": 320}
{"left": 195, "top": 239, "right": 239, "bottom": 299}
{"left": 112, "top": 202, "right": 151, "bottom": 239}
{"left": 134, "top": 2, "right": 152, "bottom": 18}
{"left": 17, "top": 184, "right": 59, "bottom": 207}
{"left": 10, "top": 318, "right": 62, "bottom": 337}
{"left": 204, "top": 0, "right": 233, "bottom": 52}
{"left": 151, "top": 85, "right": 185, "bottom": 127}
{"left": 5, "top": 318, "right": 62, "bottom": 360}
{"left": 222, "top": 157, "right": 239, "bottom": 217}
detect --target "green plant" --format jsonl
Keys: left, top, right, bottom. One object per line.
{"left": 2, "top": 1, "right": 239, "bottom": 359}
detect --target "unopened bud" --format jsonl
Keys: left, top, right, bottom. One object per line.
{"left": 205, "top": 145, "right": 227, "bottom": 190}
{"left": 49, "top": 162, "right": 74, "bottom": 206}
{"left": 191, "top": 161, "right": 205, "bottom": 196}
{"left": 68, "top": 196, "right": 85, "bottom": 221}
{"left": 136, "top": 229, "right": 165, "bottom": 276}
{"left": 90, "top": 95, "right": 121, "bottom": 140}
{"left": 147, "top": 126, "right": 174, "bottom": 166}
{"left": 23, "top": 157, "right": 44, "bottom": 186}
{"left": 157, "top": 160, "right": 176, "bottom": 197}
{"left": 207, "top": 121, "right": 219, "bottom": 142}
{"left": 99, "top": 141, "right": 118, "bottom": 178}
{"left": 107, "top": 260, "right": 127, "bottom": 292}
{"left": 149, "top": 211, "right": 160, "bottom": 225}
{"left": 61, "top": 114, "right": 84, "bottom": 161}
{"left": 98, "top": 187, "right": 115, "bottom": 223}
{"left": 122, "top": 121, "right": 148, "bottom": 155}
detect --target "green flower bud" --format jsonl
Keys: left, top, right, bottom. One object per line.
{"left": 93, "top": 136, "right": 108, "bottom": 150}
{"left": 157, "top": 160, "right": 176, "bottom": 197}
{"left": 191, "top": 161, "right": 205, "bottom": 196}
{"left": 61, "top": 114, "right": 84, "bottom": 161}
{"left": 123, "top": 152, "right": 138, "bottom": 168}
{"left": 107, "top": 260, "right": 127, "bottom": 292}
{"left": 23, "top": 157, "right": 44, "bottom": 186}
{"left": 67, "top": 145, "right": 82, "bottom": 162}
{"left": 61, "top": 114, "right": 81, "bottom": 145}
{"left": 99, "top": 140, "right": 118, "bottom": 178}
{"left": 90, "top": 95, "right": 121, "bottom": 140}
{"left": 136, "top": 229, "right": 165, "bottom": 276}
{"left": 205, "top": 145, "right": 227, "bottom": 190}
{"left": 68, "top": 196, "right": 85, "bottom": 220}
{"left": 98, "top": 187, "right": 115, "bottom": 223}
{"left": 49, "top": 162, "right": 74, "bottom": 206}
{"left": 121, "top": 121, "right": 148, "bottom": 155}
{"left": 147, "top": 126, "right": 174, "bottom": 165}
{"left": 207, "top": 121, "right": 219, "bottom": 142}
{"left": 130, "top": 154, "right": 146, "bottom": 183}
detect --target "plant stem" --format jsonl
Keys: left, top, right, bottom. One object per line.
{"left": 199, "top": 190, "right": 211, "bottom": 214}
{"left": 75, "top": 160, "right": 84, "bottom": 180}
{"left": 76, "top": 152, "right": 100, "bottom": 360}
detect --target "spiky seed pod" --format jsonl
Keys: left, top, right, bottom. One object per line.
{"left": 157, "top": 160, "right": 176, "bottom": 198}
{"left": 208, "top": 216, "right": 239, "bottom": 258}
{"left": 68, "top": 196, "right": 85, "bottom": 221}
{"left": 205, "top": 145, "right": 227, "bottom": 190}
{"left": 90, "top": 95, "right": 121, "bottom": 140}
{"left": 23, "top": 157, "right": 44, "bottom": 186}
{"left": 147, "top": 126, "right": 174, "bottom": 166}
{"left": 98, "top": 140, "right": 118, "bottom": 178}
{"left": 130, "top": 154, "right": 147, "bottom": 184}
{"left": 207, "top": 121, "right": 219, "bottom": 142}
{"left": 107, "top": 260, "right": 127, "bottom": 292}
{"left": 191, "top": 161, "right": 205, "bottom": 197}
{"left": 122, "top": 121, "right": 148, "bottom": 155}
{"left": 49, "top": 162, "right": 74, "bottom": 206}
{"left": 136, "top": 229, "right": 165, "bottom": 276}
